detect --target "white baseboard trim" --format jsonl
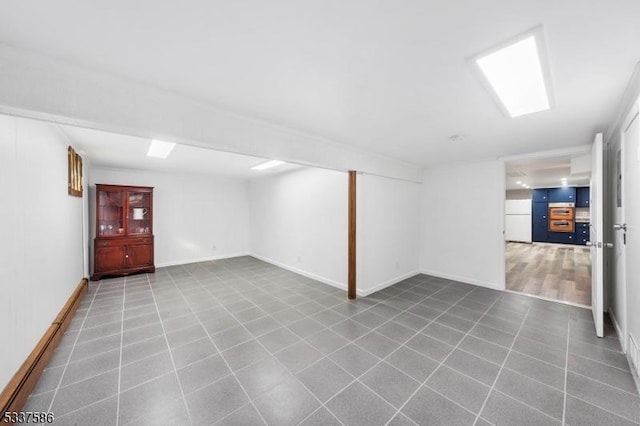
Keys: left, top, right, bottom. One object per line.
{"left": 156, "top": 252, "right": 251, "bottom": 268}
{"left": 358, "top": 270, "right": 420, "bottom": 297}
{"left": 419, "top": 269, "right": 503, "bottom": 291}
{"left": 609, "top": 310, "right": 627, "bottom": 353}
{"left": 249, "top": 253, "right": 348, "bottom": 293}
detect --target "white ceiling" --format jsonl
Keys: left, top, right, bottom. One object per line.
{"left": 505, "top": 155, "right": 590, "bottom": 190}
{"left": 1, "top": 1, "right": 639, "bottom": 167}
{"left": 59, "top": 124, "right": 302, "bottom": 179}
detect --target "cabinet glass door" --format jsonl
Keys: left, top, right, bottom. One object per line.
{"left": 127, "top": 191, "right": 152, "bottom": 235}
{"left": 97, "top": 190, "right": 124, "bottom": 236}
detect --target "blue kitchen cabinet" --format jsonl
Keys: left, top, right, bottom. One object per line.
{"left": 532, "top": 202, "right": 548, "bottom": 242}
{"left": 548, "top": 187, "right": 576, "bottom": 202}
{"left": 575, "top": 222, "right": 590, "bottom": 245}
{"left": 576, "top": 186, "right": 590, "bottom": 207}
{"left": 548, "top": 232, "right": 575, "bottom": 244}
{"left": 532, "top": 189, "right": 549, "bottom": 202}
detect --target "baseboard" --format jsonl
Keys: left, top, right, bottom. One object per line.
{"left": 609, "top": 310, "right": 626, "bottom": 353}
{"left": 359, "top": 270, "right": 420, "bottom": 297}
{"left": 0, "top": 278, "right": 88, "bottom": 417}
{"left": 249, "top": 253, "right": 348, "bottom": 293}
{"left": 419, "top": 269, "right": 503, "bottom": 291}
{"left": 156, "top": 252, "right": 251, "bottom": 268}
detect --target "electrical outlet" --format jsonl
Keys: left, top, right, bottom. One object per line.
{"left": 395, "top": 261, "right": 400, "bottom": 270}
{"left": 297, "top": 256, "right": 301, "bottom": 263}
{"left": 212, "top": 244, "right": 217, "bottom": 251}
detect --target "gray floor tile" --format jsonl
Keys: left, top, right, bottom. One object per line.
{"left": 565, "top": 395, "right": 639, "bottom": 426}
{"left": 469, "top": 324, "right": 515, "bottom": 348}
{"left": 309, "top": 309, "right": 347, "bottom": 327}
{"left": 122, "top": 323, "right": 164, "bottom": 346}
{"left": 388, "top": 413, "right": 419, "bottom": 426}
{"left": 257, "top": 327, "right": 300, "bottom": 353}
{"left": 306, "top": 328, "right": 350, "bottom": 355}
{"left": 361, "top": 362, "right": 420, "bottom": 408}
{"left": 569, "top": 339, "right": 630, "bottom": 370}
{"left": 118, "top": 373, "right": 184, "bottom": 424}
{"left": 52, "top": 370, "right": 119, "bottom": 417}
{"left": 393, "top": 312, "right": 432, "bottom": 331}
{"left": 435, "top": 313, "right": 476, "bottom": 333}
{"left": 376, "top": 321, "right": 417, "bottom": 344}
{"left": 238, "top": 356, "right": 295, "bottom": 401}
{"left": 244, "top": 316, "right": 281, "bottom": 337}
{"left": 299, "top": 407, "right": 342, "bottom": 426}
{"left": 421, "top": 322, "right": 466, "bottom": 346}
{"left": 481, "top": 390, "right": 561, "bottom": 426}
{"left": 161, "top": 313, "right": 198, "bottom": 333}
{"left": 186, "top": 375, "right": 249, "bottom": 425}
{"left": 330, "top": 344, "right": 380, "bottom": 378}
{"left": 270, "top": 307, "right": 307, "bottom": 325}
{"left": 31, "top": 365, "right": 65, "bottom": 395}
{"left": 211, "top": 325, "right": 253, "bottom": 351}
{"left": 55, "top": 396, "right": 117, "bottom": 426}
{"left": 330, "top": 318, "right": 371, "bottom": 341}
{"left": 512, "top": 335, "right": 566, "bottom": 368}
{"left": 121, "top": 335, "right": 168, "bottom": 365}
{"left": 354, "top": 331, "right": 402, "bottom": 359}
{"left": 326, "top": 382, "right": 396, "bottom": 426}
{"left": 504, "top": 351, "right": 565, "bottom": 390}
{"left": 448, "top": 305, "right": 484, "bottom": 322}
{"left": 478, "top": 314, "right": 521, "bottom": 335}
{"left": 495, "top": 368, "right": 564, "bottom": 420}
{"left": 166, "top": 323, "right": 208, "bottom": 349}
{"left": 568, "top": 353, "right": 637, "bottom": 393}
{"left": 402, "top": 385, "right": 476, "bottom": 426}
{"left": 406, "top": 333, "right": 454, "bottom": 363}
{"left": 352, "top": 310, "right": 388, "bottom": 328}
{"left": 202, "top": 315, "right": 241, "bottom": 335}
{"left": 407, "top": 304, "right": 441, "bottom": 320}
{"left": 22, "top": 390, "right": 54, "bottom": 412}
{"left": 567, "top": 372, "right": 640, "bottom": 423}
{"left": 177, "top": 354, "right": 231, "bottom": 394}
{"left": 120, "top": 350, "right": 174, "bottom": 391}
{"left": 171, "top": 337, "right": 218, "bottom": 369}
{"left": 217, "top": 403, "right": 266, "bottom": 426}
{"left": 286, "top": 317, "right": 326, "bottom": 339}
{"left": 295, "top": 301, "right": 326, "bottom": 316}
{"left": 254, "top": 377, "right": 320, "bottom": 426}
{"left": 427, "top": 365, "right": 489, "bottom": 413}
{"left": 296, "top": 358, "right": 354, "bottom": 402}
{"left": 444, "top": 349, "right": 501, "bottom": 386}
{"left": 386, "top": 347, "right": 438, "bottom": 382}
{"left": 234, "top": 306, "right": 267, "bottom": 323}
{"left": 275, "top": 340, "right": 324, "bottom": 373}
{"left": 367, "top": 303, "right": 403, "bottom": 319}
{"left": 222, "top": 340, "right": 269, "bottom": 371}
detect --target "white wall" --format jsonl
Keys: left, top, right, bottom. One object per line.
{"left": 249, "top": 167, "right": 348, "bottom": 289}
{"left": 420, "top": 160, "right": 505, "bottom": 289}
{"left": 358, "top": 174, "right": 421, "bottom": 295}
{"left": 90, "top": 168, "right": 250, "bottom": 267}
{"left": 0, "top": 115, "right": 85, "bottom": 390}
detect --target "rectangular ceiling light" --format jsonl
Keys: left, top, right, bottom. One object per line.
{"left": 473, "top": 27, "right": 553, "bottom": 118}
{"left": 251, "top": 160, "right": 285, "bottom": 171}
{"left": 147, "top": 139, "right": 176, "bottom": 159}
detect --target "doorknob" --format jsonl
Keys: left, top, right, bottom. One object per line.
{"left": 586, "top": 241, "right": 594, "bottom": 246}
{"left": 614, "top": 223, "right": 627, "bottom": 231}
{"left": 604, "top": 242, "right": 614, "bottom": 248}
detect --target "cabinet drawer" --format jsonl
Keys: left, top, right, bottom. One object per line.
{"left": 95, "top": 236, "right": 153, "bottom": 247}
{"left": 576, "top": 228, "right": 590, "bottom": 236}
{"left": 548, "top": 232, "right": 575, "bottom": 244}
{"left": 575, "top": 222, "right": 589, "bottom": 229}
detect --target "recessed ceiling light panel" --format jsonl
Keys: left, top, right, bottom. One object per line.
{"left": 471, "top": 26, "right": 554, "bottom": 118}
{"left": 251, "top": 160, "right": 285, "bottom": 171}
{"left": 147, "top": 139, "right": 176, "bottom": 159}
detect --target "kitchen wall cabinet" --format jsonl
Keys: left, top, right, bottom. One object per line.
{"left": 532, "top": 189, "right": 549, "bottom": 202}
{"left": 548, "top": 187, "right": 576, "bottom": 202}
{"left": 576, "top": 186, "right": 590, "bottom": 207}
{"left": 92, "top": 184, "right": 155, "bottom": 280}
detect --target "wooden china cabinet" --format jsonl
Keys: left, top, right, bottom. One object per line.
{"left": 91, "top": 184, "right": 155, "bottom": 280}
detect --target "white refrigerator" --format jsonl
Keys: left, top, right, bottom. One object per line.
{"left": 505, "top": 199, "right": 532, "bottom": 243}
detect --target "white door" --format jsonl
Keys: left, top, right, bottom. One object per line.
{"left": 613, "top": 143, "right": 627, "bottom": 350}
{"left": 590, "top": 133, "right": 604, "bottom": 337}
{"left": 623, "top": 102, "right": 640, "bottom": 352}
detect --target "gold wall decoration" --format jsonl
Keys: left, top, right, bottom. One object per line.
{"left": 68, "top": 146, "right": 83, "bottom": 197}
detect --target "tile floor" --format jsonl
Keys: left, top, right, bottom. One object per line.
{"left": 23, "top": 257, "right": 640, "bottom": 425}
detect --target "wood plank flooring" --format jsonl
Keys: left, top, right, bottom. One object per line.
{"left": 505, "top": 242, "right": 592, "bottom": 306}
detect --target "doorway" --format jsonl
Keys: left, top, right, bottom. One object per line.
{"left": 503, "top": 151, "right": 592, "bottom": 306}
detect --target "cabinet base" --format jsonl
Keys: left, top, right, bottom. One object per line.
{"left": 91, "top": 266, "right": 155, "bottom": 281}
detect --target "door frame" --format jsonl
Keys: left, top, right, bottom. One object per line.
{"left": 500, "top": 145, "right": 592, "bottom": 296}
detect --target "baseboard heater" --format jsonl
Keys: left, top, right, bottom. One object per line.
{"left": 0, "top": 278, "right": 88, "bottom": 417}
